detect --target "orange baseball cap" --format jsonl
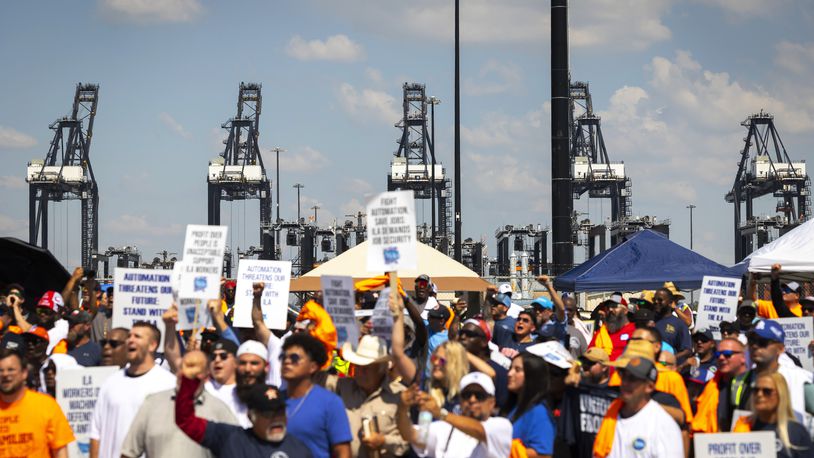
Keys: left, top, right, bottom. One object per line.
{"left": 25, "top": 325, "right": 50, "bottom": 343}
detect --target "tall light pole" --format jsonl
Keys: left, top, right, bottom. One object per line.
{"left": 294, "top": 183, "right": 304, "bottom": 223}
{"left": 687, "top": 204, "right": 696, "bottom": 250}
{"left": 311, "top": 205, "right": 320, "bottom": 224}
{"left": 453, "top": 0, "right": 462, "bottom": 262}
{"left": 271, "top": 147, "right": 286, "bottom": 223}
{"left": 428, "top": 96, "right": 441, "bottom": 249}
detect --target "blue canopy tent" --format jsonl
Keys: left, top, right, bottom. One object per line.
{"left": 553, "top": 230, "right": 741, "bottom": 292}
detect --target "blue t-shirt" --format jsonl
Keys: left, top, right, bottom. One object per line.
{"left": 538, "top": 315, "right": 568, "bottom": 346}
{"left": 512, "top": 403, "right": 555, "bottom": 455}
{"left": 202, "top": 422, "right": 313, "bottom": 458}
{"left": 68, "top": 341, "right": 102, "bottom": 367}
{"left": 492, "top": 316, "right": 517, "bottom": 348}
{"left": 284, "top": 385, "right": 352, "bottom": 458}
{"left": 656, "top": 315, "right": 691, "bottom": 354}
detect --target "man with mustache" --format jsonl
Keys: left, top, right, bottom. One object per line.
{"left": 588, "top": 293, "right": 635, "bottom": 361}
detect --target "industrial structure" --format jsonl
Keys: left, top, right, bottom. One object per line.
{"left": 493, "top": 225, "right": 548, "bottom": 278}
{"left": 27, "top": 83, "right": 100, "bottom": 271}
{"left": 726, "top": 111, "right": 811, "bottom": 262}
{"left": 387, "top": 83, "right": 451, "bottom": 253}
{"left": 207, "top": 82, "right": 274, "bottom": 275}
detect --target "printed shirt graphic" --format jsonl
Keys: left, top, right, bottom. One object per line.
{"left": 0, "top": 389, "right": 75, "bottom": 457}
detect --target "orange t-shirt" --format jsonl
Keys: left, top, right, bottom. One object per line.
{"left": 756, "top": 299, "right": 802, "bottom": 319}
{"left": 0, "top": 389, "right": 75, "bottom": 457}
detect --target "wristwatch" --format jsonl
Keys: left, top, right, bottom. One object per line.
{"left": 439, "top": 408, "right": 449, "bottom": 421}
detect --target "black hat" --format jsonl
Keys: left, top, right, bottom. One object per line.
{"left": 0, "top": 333, "right": 25, "bottom": 353}
{"left": 67, "top": 309, "right": 93, "bottom": 325}
{"left": 632, "top": 308, "right": 656, "bottom": 325}
{"left": 212, "top": 338, "right": 239, "bottom": 355}
{"left": 244, "top": 384, "right": 286, "bottom": 413}
{"left": 428, "top": 306, "right": 451, "bottom": 321}
{"left": 416, "top": 274, "right": 431, "bottom": 283}
{"left": 719, "top": 321, "right": 738, "bottom": 335}
{"left": 693, "top": 328, "right": 714, "bottom": 341}
{"left": 617, "top": 356, "right": 658, "bottom": 383}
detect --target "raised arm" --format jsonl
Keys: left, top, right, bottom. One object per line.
{"left": 403, "top": 295, "right": 427, "bottom": 346}
{"left": 62, "top": 267, "right": 83, "bottom": 311}
{"left": 391, "top": 293, "right": 417, "bottom": 384}
{"left": 769, "top": 264, "right": 796, "bottom": 318}
{"left": 250, "top": 282, "right": 271, "bottom": 345}
{"left": 162, "top": 303, "right": 181, "bottom": 373}
{"left": 538, "top": 275, "right": 565, "bottom": 322}
{"left": 175, "top": 351, "right": 210, "bottom": 444}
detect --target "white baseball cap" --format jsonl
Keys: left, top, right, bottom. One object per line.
{"left": 459, "top": 371, "right": 495, "bottom": 396}
{"left": 526, "top": 341, "right": 574, "bottom": 369}
{"left": 236, "top": 340, "right": 268, "bottom": 362}
{"left": 498, "top": 283, "right": 513, "bottom": 295}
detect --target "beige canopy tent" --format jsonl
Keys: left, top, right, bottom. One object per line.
{"left": 290, "top": 241, "right": 490, "bottom": 292}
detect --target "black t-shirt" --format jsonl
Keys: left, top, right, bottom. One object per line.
{"left": 558, "top": 383, "right": 619, "bottom": 458}
{"left": 752, "top": 420, "right": 814, "bottom": 458}
{"left": 68, "top": 341, "right": 102, "bottom": 366}
{"left": 202, "top": 422, "right": 314, "bottom": 458}
{"left": 488, "top": 359, "right": 509, "bottom": 409}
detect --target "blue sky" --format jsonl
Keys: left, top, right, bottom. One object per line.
{"left": 1, "top": 0, "right": 812, "bottom": 270}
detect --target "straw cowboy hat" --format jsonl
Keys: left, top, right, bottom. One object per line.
{"left": 341, "top": 335, "right": 391, "bottom": 366}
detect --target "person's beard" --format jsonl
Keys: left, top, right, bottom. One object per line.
{"left": 0, "top": 377, "right": 25, "bottom": 395}
{"left": 235, "top": 371, "right": 260, "bottom": 404}
{"left": 606, "top": 311, "right": 625, "bottom": 333}
{"left": 265, "top": 423, "right": 286, "bottom": 442}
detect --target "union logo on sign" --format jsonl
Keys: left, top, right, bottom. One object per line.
{"left": 383, "top": 246, "right": 400, "bottom": 264}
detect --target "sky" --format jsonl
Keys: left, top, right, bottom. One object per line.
{"left": 1, "top": 0, "right": 813, "bottom": 271}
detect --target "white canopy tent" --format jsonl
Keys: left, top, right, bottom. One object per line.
{"left": 746, "top": 218, "right": 814, "bottom": 282}
{"left": 290, "top": 241, "right": 490, "bottom": 291}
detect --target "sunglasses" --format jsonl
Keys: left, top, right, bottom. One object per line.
{"left": 212, "top": 352, "right": 231, "bottom": 361}
{"left": 693, "top": 337, "right": 712, "bottom": 344}
{"left": 100, "top": 339, "right": 125, "bottom": 348}
{"left": 755, "top": 387, "right": 776, "bottom": 397}
{"left": 279, "top": 353, "right": 303, "bottom": 364}
{"left": 430, "top": 355, "right": 446, "bottom": 367}
{"left": 714, "top": 350, "right": 742, "bottom": 359}
{"left": 517, "top": 317, "right": 534, "bottom": 324}
{"left": 460, "top": 390, "right": 489, "bottom": 402}
{"left": 459, "top": 329, "right": 485, "bottom": 339}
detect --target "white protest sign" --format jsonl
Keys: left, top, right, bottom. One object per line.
{"left": 694, "top": 431, "right": 775, "bottom": 458}
{"left": 371, "top": 287, "right": 395, "bottom": 344}
{"left": 57, "top": 366, "right": 118, "bottom": 457}
{"left": 321, "top": 275, "right": 359, "bottom": 347}
{"left": 776, "top": 317, "right": 814, "bottom": 372}
{"left": 169, "top": 261, "right": 212, "bottom": 331}
{"left": 113, "top": 268, "right": 174, "bottom": 347}
{"left": 366, "top": 190, "right": 417, "bottom": 273}
{"left": 696, "top": 276, "right": 742, "bottom": 339}
{"left": 179, "top": 224, "right": 228, "bottom": 299}
{"left": 233, "top": 260, "right": 291, "bottom": 329}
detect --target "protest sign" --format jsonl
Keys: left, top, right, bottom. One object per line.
{"left": 366, "top": 191, "right": 417, "bottom": 273}
{"left": 56, "top": 366, "right": 118, "bottom": 457}
{"left": 113, "top": 268, "right": 173, "bottom": 347}
{"left": 694, "top": 431, "right": 775, "bottom": 458}
{"left": 776, "top": 317, "right": 814, "bottom": 371}
{"left": 178, "top": 224, "right": 228, "bottom": 300}
{"left": 169, "top": 261, "right": 211, "bottom": 331}
{"left": 321, "top": 275, "right": 359, "bottom": 347}
{"left": 232, "top": 260, "right": 291, "bottom": 329}
{"left": 371, "top": 287, "right": 395, "bottom": 344}
{"left": 696, "top": 276, "right": 742, "bottom": 339}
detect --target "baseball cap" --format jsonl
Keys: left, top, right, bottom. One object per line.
{"left": 416, "top": 274, "right": 431, "bottom": 283}
{"left": 800, "top": 296, "right": 814, "bottom": 309}
{"left": 37, "top": 291, "right": 64, "bottom": 312}
{"left": 236, "top": 340, "right": 269, "bottom": 362}
{"left": 581, "top": 347, "right": 609, "bottom": 364}
{"left": 224, "top": 280, "right": 237, "bottom": 289}
{"left": 738, "top": 300, "right": 757, "bottom": 311}
{"left": 212, "top": 338, "right": 239, "bottom": 356}
{"left": 616, "top": 356, "right": 658, "bottom": 383}
{"left": 749, "top": 319, "right": 785, "bottom": 344}
{"left": 693, "top": 328, "right": 714, "bottom": 341}
{"left": 66, "top": 309, "right": 93, "bottom": 325}
{"left": 462, "top": 318, "right": 492, "bottom": 342}
{"left": 531, "top": 297, "right": 554, "bottom": 310}
{"left": 526, "top": 341, "right": 574, "bottom": 369}
{"left": 25, "top": 325, "right": 50, "bottom": 343}
{"left": 0, "top": 333, "right": 25, "bottom": 353}
{"left": 243, "top": 384, "right": 286, "bottom": 414}
{"left": 782, "top": 281, "right": 801, "bottom": 294}
{"left": 632, "top": 308, "right": 656, "bottom": 325}
{"left": 491, "top": 293, "right": 512, "bottom": 308}
{"left": 459, "top": 371, "right": 495, "bottom": 396}
{"left": 498, "top": 283, "right": 513, "bottom": 295}
{"left": 427, "top": 306, "right": 451, "bottom": 321}
{"left": 604, "top": 292, "right": 628, "bottom": 307}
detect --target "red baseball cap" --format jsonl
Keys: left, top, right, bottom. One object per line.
{"left": 37, "top": 291, "right": 64, "bottom": 312}
{"left": 463, "top": 318, "right": 492, "bottom": 342}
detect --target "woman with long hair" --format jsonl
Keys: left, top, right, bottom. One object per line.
{"left": 734, "top": 372, "right": 813, "bottom": 457}
{"left": 504, "top": 352, "right": 554, "bottom": 458}
{"left": 427, "top": 340, "right": 470, "bottom": 412}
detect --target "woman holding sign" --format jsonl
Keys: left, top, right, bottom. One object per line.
{"left": 734, "top": 372, "right": 813, "bottom": 457}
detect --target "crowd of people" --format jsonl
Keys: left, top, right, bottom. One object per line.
{"left": 2, "top": 263, "right": 814, "bottom": 457}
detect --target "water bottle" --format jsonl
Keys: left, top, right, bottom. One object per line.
{"left": 417, "top": 410, "right": 433, "bottom": 445}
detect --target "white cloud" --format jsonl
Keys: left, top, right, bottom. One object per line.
{"left": 0, "top": 176, "right": 25, "bottom": 189}
{"left": 461, "top": 106, "right": 544, "bottom": 148}
{"left": 107, "top": 214, "right": 184, "bottom": 236}
{"left": 337, "top": 83, "right": 400, "bottom": 125}
{"left": 264, "top": 146, "right": 330, "bottom": 173}
{"left": 463, "top": 60, "right": 523, "bottom": 96}
{"left": 775, "top": 41, "right": 814, "bottom": 75}
{"left": 0, "top": 126, "right": 37, "bottom": 149}
{"left": 365, "top": 67, "right": 384, "bottom": 85}
{"left": 468, "top": 152, "right": 545, "bottom": 194}
{"left": 158, "top": 112, "right": 191, "bottom": 139}
{"left": 100, "top": 0, "right": 203, "bottom": 23}
{"left": 285, "top": 34, "right": 365, "bottom": 62}
{"left": 693, "top": 0, "right": 794, "bottom": 19}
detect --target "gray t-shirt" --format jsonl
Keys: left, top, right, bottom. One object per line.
{"left": 121, "top": 388, "right": 239, "bottom": 458}
{"left": 90, "top": 312, "right": 112, "bottom": 342}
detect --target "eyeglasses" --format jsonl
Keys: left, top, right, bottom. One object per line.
{"left": 278, "top": 353, "right": 303, "bottom": 365}
{"left": 430, "top": 355, "right": 446, "bottom": 367}
{"left": 714, "top": 350, "right": 742, "bottom": 359}
{"left": 755, "top": 387, "right": 776, "bottom": 397}
{"left": 212, "top": 352, "right": 231, "bottom": 361}
{"left": 459, "top": 329, "right": 484, "bottom": 339}
{"left": 100, "top": 339, "right": 125, "bottom": 348}
{"left": 460, "top": 390, "right": 489, "bottom": 402}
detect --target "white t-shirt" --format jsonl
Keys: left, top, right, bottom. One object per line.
{"left": 204, "top": 380, "right": 250, "bottom": 428}
{"left": 608, "top": 399, "right": 683, "bottom": 458}
{"left": 90, "top": 364, "right": 176, "bottom": 458}
{"left": 413, "top": 416, "right": 512, "bottom": 458}
{"left": 778, "top": 362, "right": 814, "bottom": 431}
{"left": 47, "top": 319, "right": 69, "bottom": 354}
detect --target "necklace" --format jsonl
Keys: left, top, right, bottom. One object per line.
{"left": 287, "top": 385, "right": 314, "bottom": 419}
